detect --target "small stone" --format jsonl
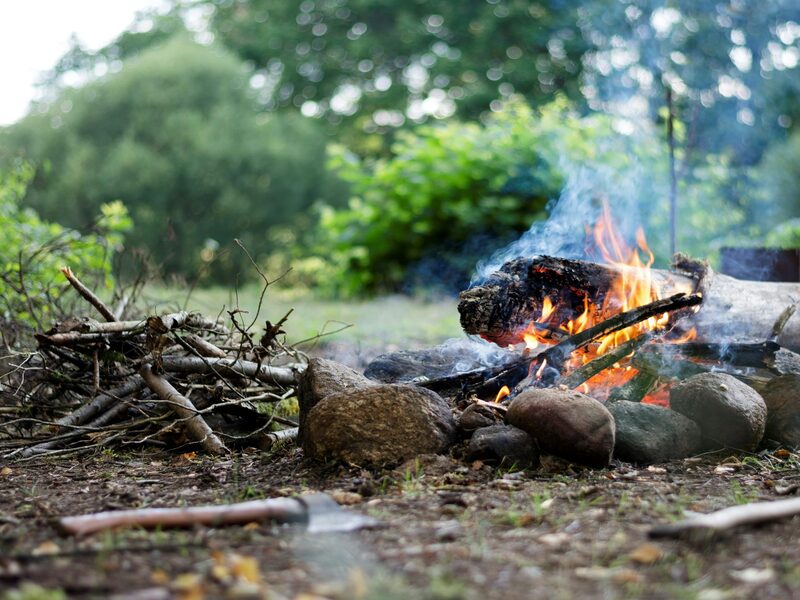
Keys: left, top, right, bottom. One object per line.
{"left": 457, "top": 404, "right": 498, "bottom": 434}
{"left": 609, "top": 401, "right": 702, "bottom": 464}
{"left": 507, "top": 388, "right": 615, "bottom": 468}
{"left": 329, "top": 490, "right": 363, "bottom": 505}
{"left": 465, "top": 424, "right": 538, "bottom": 468}
{"left": 760, "top": 374, "right": 800, "bottom": 449}
{"left": 304, "top": 384, "right": 456, "bottom": 465}
{"left": 669, "top": 373, "right": 767, "bottom": 451}
{"left": 297, "top": 358, "right": 378, "bottom": 446}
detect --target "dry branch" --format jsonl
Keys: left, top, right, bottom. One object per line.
{"left": 140, "top": 364, "right": 227, "bottom": 455}
{"left": 649, "top": 497, "right": 800, "bottom": 538}
{"left": 158, "top": 356, "right": 301, "bottom": 386}
{"left": 61, "top": 266, "right": 116, "bottom": 322}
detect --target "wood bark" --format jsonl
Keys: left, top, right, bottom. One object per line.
{"left": 459, "top": 256, "right": 800, "bottom": 351}
{"left": 140, "top": 364, "right": 228, "bottom": 455}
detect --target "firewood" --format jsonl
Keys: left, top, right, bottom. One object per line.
{"left": 140, "top": 364, "right": 228, "bottom": 455}
{"left": 420, "top": 293, "right": 700, "bottom": 398}
{"left": 606, "top": 371, "right": 658, "bottom": 403}
{"left": 158, "top": 356, "right": 301, "bottom": 386}
{"left": 460, "top": 256, "right": 800, "bottom": 351}
{"left": 559, "top": 333, "right": 653, "bottom": 390}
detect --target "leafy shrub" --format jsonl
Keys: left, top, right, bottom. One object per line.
{"left": 0, "top": 164, "right": 130, "bottom": 334}
{"left": 318, "top": 98, "right": 752, "bottom": 296}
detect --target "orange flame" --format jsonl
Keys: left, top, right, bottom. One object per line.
{"left": 494, "top": 385, "right": 511, "bottom": 403}
{"left": 519, "top": 200, "right": 696, "bottom": 399}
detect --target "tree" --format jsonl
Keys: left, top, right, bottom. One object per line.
{"left": 1, "top": 36, "right": 347, "bottom": 281}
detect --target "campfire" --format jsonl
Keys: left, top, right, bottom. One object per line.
{"left": 2, "top": 204, "right": 800, "bottom": 472}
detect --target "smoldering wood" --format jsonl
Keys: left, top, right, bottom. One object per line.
{"left": 606, "top": 371, "right": 658, "bottom": 403}
{"left": 459, "top": 256, "right": 800, "bottom": 351}
{"left": 559, "top": 333, "right": 653, "bottom": 390}
{"left": 420, "top": 293, "right": 700, "bottom": 398}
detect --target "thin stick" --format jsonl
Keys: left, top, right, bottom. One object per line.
{"left": 140, "top": 364, "right": 227, "bottom": 455}
{"left": 158, "top": 356, "right": 301, "bottom": 386}
{"left": 60, "top": 266, "right": 116, "bottom": 322}
{"left": 649, "top": 496, "right": 800, "bottom": 539}
{"left": 667, "top": 85, "right": 678, "bottom": 257}
{"left": 771, "top": 303, "right": 798, "bottom": 341}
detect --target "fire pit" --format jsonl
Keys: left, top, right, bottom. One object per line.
{"left": 300, "top": 202, "right": 800, "bottom": 468}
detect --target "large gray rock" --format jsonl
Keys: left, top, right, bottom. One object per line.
{"left": 304, "top": 384, "right": 456, "bottom": 465}
{"left": 465, "top": 424, "right": 538, "bottom": 468}
{"left": 609, "top": 401, "right": 702, "bottom": 464}
{"left": 669, "top": 372, "right": 766, "bottom": 451}
{"left": 507, "top": 388, "right": 615, "bottom": 468}
{"left": 760, "top": 374, "right": 800, "bottom": 449}
{"left": 297, "top": 358, "right": 378, "bottom": 446}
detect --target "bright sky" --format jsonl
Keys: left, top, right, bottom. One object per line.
{"left": 0, "top": 0, "right": 166, "bottom": 125}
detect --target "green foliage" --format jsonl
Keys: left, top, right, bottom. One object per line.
{"left": 1, "top": 36, "right": 347, "bottom": 282}
{"left": 318, "top": 98, "right": 755, "bottom": 295}
{"left": 0, "top": 165, "right": 129, "bottom": 330}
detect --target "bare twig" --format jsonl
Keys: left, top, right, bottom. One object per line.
{"left": 61, "top": 266, "right": 116, "bottom": 322}
{"left": 158, "top": 356, "right": 301, "bottom": 386}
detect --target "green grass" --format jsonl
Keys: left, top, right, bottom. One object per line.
{"left": 139, "top": 284, "right": 462, "bottom": 348}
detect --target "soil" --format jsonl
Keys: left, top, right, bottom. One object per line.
{"left": 1, "top": 444, "right": 799, "bottom": 600}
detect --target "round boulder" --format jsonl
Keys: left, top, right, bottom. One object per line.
{"left": 304, "top": 384, "right": 456, "bottom": 465}
{"left": 507, "top": 388, "right": 615, "bottom": 468}
{"left": 297, "top": 358, "right": 378, "bottom": 446}
{"left": 669, "top": 372, "right": 766, "bottom": 451}
{"left": 608, "top": 401, "right": 702, "bottom": 464}
{"left": 760, "top": 374, "right": 800, "bottom": 449}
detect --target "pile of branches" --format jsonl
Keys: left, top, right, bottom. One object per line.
{"left": 0, "top": 268, "right": 306, "bottom": 459}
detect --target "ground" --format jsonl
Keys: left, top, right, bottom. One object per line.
{"left": 1, "top": 445, "right": 799, "bottom": 600}
{"left": 2, "top": 294, "right": 800, "bottom": 599}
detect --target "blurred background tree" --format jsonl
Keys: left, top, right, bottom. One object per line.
{"left": 1, "top": 0, "right": 800, "bottom": 295}
{"left": 1, "top": 35, "right": 347, "bottom": 281}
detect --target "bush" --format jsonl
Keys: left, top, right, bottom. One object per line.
{"left": 318, "top": 98, "right": 753, "bottom": 296}
{"left": 0, "top": 164, "right": 130, "bottom": 334}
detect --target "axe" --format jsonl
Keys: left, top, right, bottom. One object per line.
{"left": 57, "top": 493, "right": 377, "bottom": 536}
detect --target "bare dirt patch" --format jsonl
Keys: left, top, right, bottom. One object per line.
{"left": 1, "top": 447, "right": 799, "bottom": 600}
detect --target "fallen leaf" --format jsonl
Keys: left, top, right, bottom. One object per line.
{"left": 177, "top": 452, "right": 198, "bottom": 462}
{"left": 230, "top": 555, "right": 261, "bottom": 584}
{"left": 628, "top": 542, "right": 663, "bottom": 565}
{"left": 151, "top": 569, "right": 170, "bottom": 585}
{"left": 538, "top": 532, "right": 570, "bottom": 547}
{"left": 172, "top": 573, "right": 204, "bottom": 600}
{"left": 0, "top": 467, "right": 12, "bottom": 477}
{"left": 330, "top": 490, "right": 363, "bottom": 505}
{"left": 773, "top": 448, "right": 792, "bottom": 459}
{"left": 646, "top": 466, "right": 666, "bottom": 474}
{"left": 31, "top": 540, "right": 60, "bottom": 556}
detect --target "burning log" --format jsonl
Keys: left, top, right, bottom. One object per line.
{"left": 459, "top": 256, "right": 800, "bottom": 351}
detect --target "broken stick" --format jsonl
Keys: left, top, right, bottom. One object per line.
{"left": 649, "top": 496, "right": 800, "bottom": 539}
{"left": 140, "top": 363, "right": 227, "bottom": 455}
{"left": 61, "top": 266, "right": 116, "bottom": 323}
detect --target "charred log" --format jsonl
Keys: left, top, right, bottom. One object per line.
{"left": 459, "top": 256, "right": 800, "bottom": 351}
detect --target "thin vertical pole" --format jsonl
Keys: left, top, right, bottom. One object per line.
{"left": 666, "top": 86, "right": 678, "bottom": 257}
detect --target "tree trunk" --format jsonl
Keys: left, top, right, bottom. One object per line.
{"left": 458, "top": 256, "right": 800, "bottom": 351}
